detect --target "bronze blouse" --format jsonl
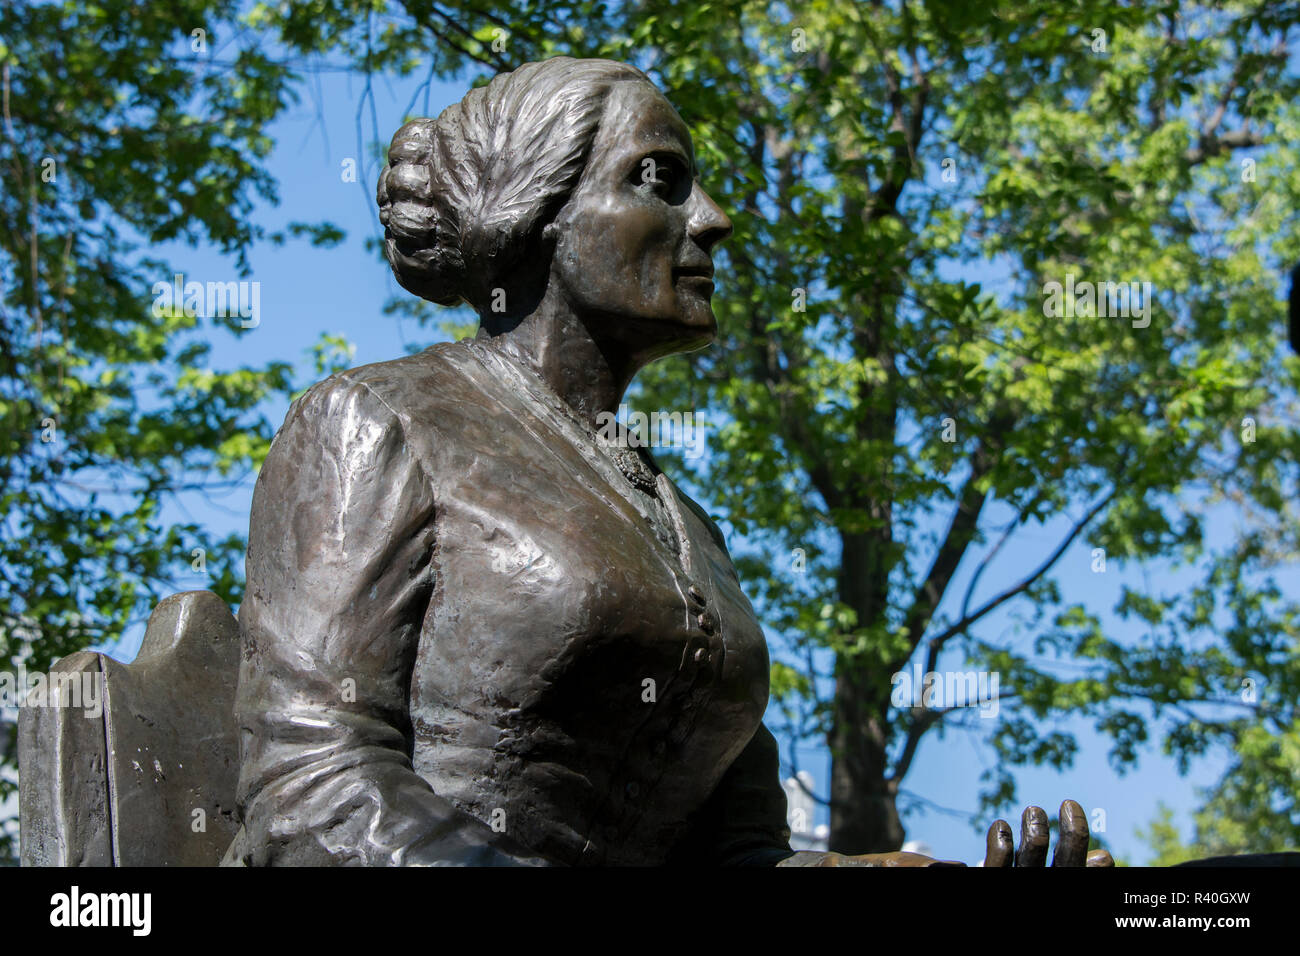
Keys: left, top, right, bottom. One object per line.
{"left": 224, "top": 337, "right": 793, "bottom": 866}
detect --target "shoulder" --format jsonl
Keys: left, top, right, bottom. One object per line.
{"left": 280, "top": 341, "right": 477, "bottom": 440}
{"left": 253, "top": 349, "right": 472, "bottom": 515}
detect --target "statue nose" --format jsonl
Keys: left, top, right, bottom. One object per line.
{"left": 689, "top": 184, "right": 733, "bottom": 252}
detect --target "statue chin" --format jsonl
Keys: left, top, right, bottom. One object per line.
{"left": 667, "top": 301, "right": 722, "bottom": 347}
{"left": 605, "top": 311, "right": 718, "bottom": 363}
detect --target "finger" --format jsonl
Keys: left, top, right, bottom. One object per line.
{"left": 1086, "top": 849, "right": 1115, "bottom": 868}
{"left": 984, "top": 819, "right": 1014, "bottom": 867}
{"left": 1016, "top": 806, "right": 1050, "bottom": 867}
{"left": 1052, "top": 799, "right": 1091, "bottom": 867}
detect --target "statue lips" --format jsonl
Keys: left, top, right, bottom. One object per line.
{"left": 673, "top": 261, "right": 715, "bottom": 295}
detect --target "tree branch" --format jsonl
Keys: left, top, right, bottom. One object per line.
{"left": 924, "top": 490, "right": 1117, "bottom": 654}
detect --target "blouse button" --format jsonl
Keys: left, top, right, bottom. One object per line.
{"left": 687, "top": 583, "right": 707, "bottom": 608}
{"left": 697, "top": 612, "right": 717, "bottom": 635}
{"left": 693, "top": 647, "right": 709, "bottom": 664}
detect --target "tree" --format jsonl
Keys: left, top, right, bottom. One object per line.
{"left": 623, "top": 0, "right": 1300, "bottom": 854}
{"left": 0, "top": 1, "right": 345, "bottom": 861}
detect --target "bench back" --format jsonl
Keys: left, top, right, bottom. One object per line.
{"left": 18, "top": 590, "right": 241, "bottom": 866}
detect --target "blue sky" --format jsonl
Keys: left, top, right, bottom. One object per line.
{"left": 103, "top": 58, "right": 1265, "bottom": 866}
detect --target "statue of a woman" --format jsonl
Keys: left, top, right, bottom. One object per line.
{"left": 223, "top": 57, "right": 1099, "bottom": 867}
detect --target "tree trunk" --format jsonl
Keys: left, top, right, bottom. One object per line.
{"left": 828, "top": 663, "right": 904, "bottom": 853}
{"left": 827, "top": 523, "right": 902, "bottom": 853}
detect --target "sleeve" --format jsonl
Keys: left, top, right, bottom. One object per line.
{"left": 225, "top": 373, "right": 544, "bottom": 866}
{"left": 667, "top": 722, "right": 796, "bottom": 866}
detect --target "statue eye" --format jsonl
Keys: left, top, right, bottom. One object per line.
{"left": 638, "top": 155, "right": 686, "bottom": 199}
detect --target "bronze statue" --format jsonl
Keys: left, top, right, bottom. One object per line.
{"left": 20, "top": 57, "right": 1110, "bottom": 867}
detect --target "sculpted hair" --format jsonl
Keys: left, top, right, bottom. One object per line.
{"left": 376, "top": 57, "right": 650, "bottom": 313}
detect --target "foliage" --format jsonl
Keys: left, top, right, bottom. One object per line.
{"left": 0, "top": 0, "right": 343, "bottom": 861}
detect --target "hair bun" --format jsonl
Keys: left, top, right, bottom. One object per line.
{"left": 377, "top": 119, "right": 467, "bottom": 306}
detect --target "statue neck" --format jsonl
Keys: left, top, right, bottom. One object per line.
{"left": 480, "top": 295, "right": 641, "bottom": 430}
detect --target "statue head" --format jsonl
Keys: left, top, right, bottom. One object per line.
{"left": 376, "top": 57, "right": 732, "bottom": 357}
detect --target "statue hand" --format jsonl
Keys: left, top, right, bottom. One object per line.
{"left": 981, "top": 800, "right": 1115, "bottom": 867}
{"left": 775, "top": 799, "right": 1114, "bottom": 867}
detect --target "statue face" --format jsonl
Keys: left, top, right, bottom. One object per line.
{"left": 547, "top": 81, "right": 732, "bottom": 356}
